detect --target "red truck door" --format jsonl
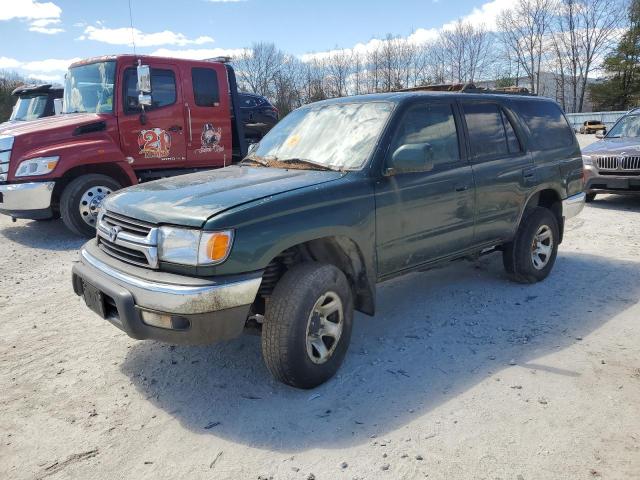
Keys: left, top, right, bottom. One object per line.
{"left": 118, "top": 63, "right": 187, "bottom": 169}
{"left": 181, "top": 63, "right": 232, "bottom": 167}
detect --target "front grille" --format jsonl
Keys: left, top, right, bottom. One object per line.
{"left": 596, "top": 155, "right": 640, "bottom": 171}
{"left": 596, "top": 156, "right": 618, "bottom": 170}
{"left": 97, "top": 210, "right": 158, "bottom": 269}
{"left": 101, "top": 211, "right": 154, "bottom": 236}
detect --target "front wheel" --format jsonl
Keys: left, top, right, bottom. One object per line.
{"left": 60, "top": 174, "right": 121, "bottom": 237}
{"left": 502, "top": 207, "right": 559, "bottom": 284}
{"left": 261, "top": 262, "right": 354, "bottom": 389}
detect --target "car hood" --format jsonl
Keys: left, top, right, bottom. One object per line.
{"left": 582, "top": 137, "right": 640, "bottom": 155}
{"left": 104, "top": 165, "right": 347, "bottom": 227}
{"left": 0, "top": 112, "right": 102, "bottom": 137}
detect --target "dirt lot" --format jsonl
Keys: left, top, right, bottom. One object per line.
{"left": 1, "top": 135, "right": 639, "bottom": 480}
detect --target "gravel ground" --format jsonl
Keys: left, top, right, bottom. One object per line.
{"left": 2, "top": 134, "right": 639, "bottom": 480}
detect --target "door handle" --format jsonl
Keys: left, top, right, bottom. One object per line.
{"left": 523, "top": 167, "right": 537, "bottom": 185}
{"left": 455, "top": 184, "right": 468, "bottom": 192}
{"left": 168, "top": 125, "right": 182, "bottom": 132}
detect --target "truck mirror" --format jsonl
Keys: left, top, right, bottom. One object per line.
{"left": 137, "top": 65, "right": 151, "bottom": 93}
{"left": 53, "top": 98, "right": 63, "bottom": 115}
{"left": 595, "top": 131, "right": 605, "bottom": 139}
{"left": 386, "top": 143, "right": 435, "bottom": 175}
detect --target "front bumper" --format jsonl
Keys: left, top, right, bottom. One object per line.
{"left": 562, "top": 192, "right": 585, "bottom": 220}
{"left": 0, "top": 181, "right": 55, "bottom": 219}
{"left": 584, "top": 166, "right": 640, "bottom": 194}
{"left": 72, "top": 241, "right": 263, "bottom": 345}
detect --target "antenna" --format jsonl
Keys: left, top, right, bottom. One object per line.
{"left": 128, "top": 0, "right": 137, "bottom": 55}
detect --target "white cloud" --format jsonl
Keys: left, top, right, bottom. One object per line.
{"left": 442, "top": 0, "right": 513, "bottom": 31}
{"left": 301, "top": 0, "right": 514, "bottom": 62}
{"left": 80, "top": 25, "right": 214, "bottom": 47}
{"left": 0, "top": 0, "right": 64, "bottom": 35}
{"left": 0, "top": 0, "right": 61, "bottom": 21}
{"left": 150, "top": 47, "right": 248, "bottom": 60}
{"left": 0, "top": 57, "right": 22, "bottom": 69}
{"left": 28, "top": 72, "right": 64, "bottom": 83}
{"left": 20, "top": 57, "right": 79, "bottom": 72}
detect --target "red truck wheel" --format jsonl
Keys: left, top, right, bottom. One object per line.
{"left": 60, "top": 174, "right": 121, "bottom": 237}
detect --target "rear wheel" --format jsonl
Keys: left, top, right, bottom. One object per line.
{"left": 261, "top": 262, "right": 354, "bottom": 389}
{"left": 60, "top": 174, "right": 121, "bottom": 237}
{"left": 585, "top": 193, "right": 597, "bottom": 203}
{"left": 503, "top": 207, "right": 559, "bottom": 284}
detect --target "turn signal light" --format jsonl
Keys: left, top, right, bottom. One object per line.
{"left": 205, "top": 232, "right": 232, "bottom": 262}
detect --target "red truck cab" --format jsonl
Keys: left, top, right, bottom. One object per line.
{"left": 0, "top": 54, "right": 247, "bottom": 236}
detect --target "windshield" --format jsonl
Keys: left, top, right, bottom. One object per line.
{"left": 63, "top": 61, "right": 116, "bottom": 114}
{"left": 10, "top": 94, "right": 48, "bottom": 121}
{"left": 246, "top": 101, "right": 394, "bottom": 170}
{"left": 607, "top": 114, "right": 640, "bottom": 138}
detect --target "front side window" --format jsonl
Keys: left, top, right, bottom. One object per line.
{"left": 63, "top": 61, "right": 116, "bottom": 114}
{"left": 192, "top": 68, "right": 219, "bottom": 107}
{"left": 390, "top": 103, "right": 460, "bottom": 166}
{"left": 10, "top": 94, "right": 48, "bottom": 121}
{"left": 123, "top": 68, "right": 176, "bottom": 113}
{"left": 246, "top": 101, "right": 394, "bottom": 170}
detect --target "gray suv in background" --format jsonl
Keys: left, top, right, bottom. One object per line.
{"left": 582, "top": 108, "right": 640, "bottom": 202}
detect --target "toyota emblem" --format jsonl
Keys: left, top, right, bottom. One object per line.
{"left": 109, "top": 225, "right": 121, "bottom": 242}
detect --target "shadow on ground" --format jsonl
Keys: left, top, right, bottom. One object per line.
{"left": 120, "top": 251, "right": 640, "bottom": 452}
{"left": 587, "top": 194, "right": 640, "bottom": 212}
{"left": 0, "top": 219, "right": 85, "bottom": 251}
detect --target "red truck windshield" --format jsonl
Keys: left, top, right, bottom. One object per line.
{"left": 63, "top": 61, "right": 116, "bottom": 114}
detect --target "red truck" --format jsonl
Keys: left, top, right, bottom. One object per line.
{"left": 0, "top": 54, "right": 249, "bottom": 236}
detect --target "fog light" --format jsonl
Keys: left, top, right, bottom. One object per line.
{"left": 141, "top": 310, "right": 190, "bottom": 330}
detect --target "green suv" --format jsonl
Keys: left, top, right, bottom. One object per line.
{"left": 72, "top": 92, "right": 585, "bottom": 388}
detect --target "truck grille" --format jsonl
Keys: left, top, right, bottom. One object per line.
{"left": 96, "top": 211, "right": 159, "bottom": 269}
{"left": 596, "top": 155, "right": 640, "bottom": 171}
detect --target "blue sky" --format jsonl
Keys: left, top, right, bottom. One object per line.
{"left": 0, "top": 0, "right": 510, "bottom": 83}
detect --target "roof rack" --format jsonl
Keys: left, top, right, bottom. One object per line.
{"left": 397, "top": 83, "right": 536, "bottom": 96}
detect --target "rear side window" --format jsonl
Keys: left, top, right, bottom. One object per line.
{"left": 513, "top": 100, "right": 574, "bottom": 150}
{"left": 124, "top": 68, "right": 176, "bottom": 113}
{"left": 463, "top": 103, "right": 522, "bottom": 160}
{"left": 192, "top": 68, "right": 219, "bottom": 107}
{"left": 390, "top": 103, "right": 460, "bottom": 167}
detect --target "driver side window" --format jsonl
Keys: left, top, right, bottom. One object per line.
{"left": 123, "top": 68, "right": 177, "bottom": 114}
{"left": 390, "top": 103, "right": 460, "bottom": 167}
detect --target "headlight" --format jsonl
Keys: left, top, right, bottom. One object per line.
{"left": 158, "top": 227, "right": 233, "bottom": 266}
{"left": 15, "top": 156, "right": 59, "bottom": 177}
{"left": 582, "top": 155, "right": 593, "bottom": 166}
{"left": 0, "top": 135, "right": 14, "bottom": 151}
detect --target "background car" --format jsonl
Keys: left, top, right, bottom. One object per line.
{"left": 579, "top": 120, "right": 607, "bottom": 134}
{"left": 238, "top": 93, "right": 279, "bottom": 141}
{"left": 1, "top": 84, "right": 63, "bottom": 128}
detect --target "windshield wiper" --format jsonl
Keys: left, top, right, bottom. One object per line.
{"left": 277, "top": 158, "right": 338, "bottom": 171}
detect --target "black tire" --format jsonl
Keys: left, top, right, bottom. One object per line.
{"left": 262, "top": 262, "right": 354, "bottom": 389}
{"left": 60, "top": 174, "right": 121, "bottom": 237}
{"left": 585, "top": 193, "right": 597, "bottom": 203}
{"left": 502, "top": 207, "right": 559, "bottom": 284}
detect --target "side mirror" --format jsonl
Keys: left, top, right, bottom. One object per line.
{"left": 595, "top": 131, "right": 605, "bottom": 139}
{"left": 137, "top": 65, "right": 151, "bottom": 94}
{"left": 386, "top": 143, "right": 435, "bottom": 175}
{"left": 53, "top": 98, "right": 63, "bottom": 115}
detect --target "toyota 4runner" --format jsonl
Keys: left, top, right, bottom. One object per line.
{"left": 72, "top": 91, "right": 585, "bottom": 388}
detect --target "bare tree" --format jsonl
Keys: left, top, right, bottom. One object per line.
{"left": 235, "top": 42, "right": 286, "bottom": 97}
{"left": 498, "top": 0, "right": 555, "bottom": 94}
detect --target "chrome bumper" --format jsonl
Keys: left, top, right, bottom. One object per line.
{"left": 0, "top": 181, "right": 55, "bottom": 211}
{"left": 562, "top": 192, "right": 586, "bottom": 220}
{"left": 77, "top": 246, "right": 261, "bottom": 315}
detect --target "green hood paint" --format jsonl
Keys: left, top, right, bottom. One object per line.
{"left": 104, "top": 165, "right": 346, "bottom": 227}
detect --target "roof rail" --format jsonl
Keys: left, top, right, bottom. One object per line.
{"left": 397, "top": 83, "right": 536, "bottom": 96}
